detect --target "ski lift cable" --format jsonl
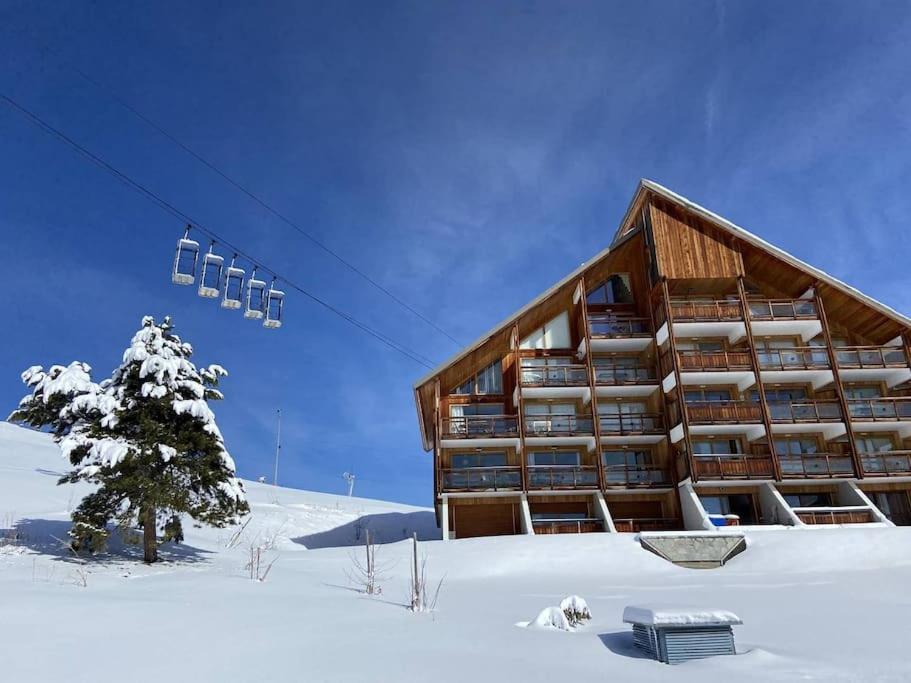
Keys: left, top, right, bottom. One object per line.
{"left": 0, "top": 92, "right": 437, "bottom": 370}
{"left": 74, "top": 68, "right": 464, "bottom": 349}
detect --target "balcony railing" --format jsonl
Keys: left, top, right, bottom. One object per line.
{"left": 686, "top": 400, "right": 763, "bottom": 424}
{"left": 794, "top": 507, "right": 875, "bottom": 525}
{"left": 778, "top": 453, "right": 855, "bottom": 478}
{"left": 588, "top": 315, "right": 652, "bottom": 338}
{"left": 442, "top": 415, "right": 519, "bottom": 438}
{"left": 859, "top": 451, "right": 911, "bottom": 476}
{"left": 603, "top": 464, "right": 670, "bottom": 487}
{"left": 520, "top": 365, "right": 589, "bottom": 387}
{"left": 847, "top": 397, "right": 911, "bottom": 421}
{"left": 526, "top": 465, "right": 599, "bottom": 490}
{"left": 677, "top": 350, "right": 753, "bottom": 372}
{"left": 441, "top": 466, "right": 522, "bottom": 492}
{"left": 524, "top": 415, "right": 594, "bottom": 436}
{"left": 767, "top": 399, "right": 843, "bottom": 423}
{"left": 692, "top": 454, "right": 775, "bottom": 480}
{"left": 594, "top": 365, "right": 657, "bottom": 385}
{"left": 835, "top": 346, "right": 909, "bottom": 369}
{"left": 598, "top": 413, "right": 664, "bottom": 435}
{"left": 669, "top": 299, "right": 743, "bottom": 322}
{"left": 532, "top": 518, "right": 604, "bottom": 534}
{"left": 757, "top": 347, "right": 830, "bottom": 371}
{"left": 747, "top": 299, "right": 818, "bottom": 320}
{"left": 612, "top": 517, "right": 679, "bottom": 533}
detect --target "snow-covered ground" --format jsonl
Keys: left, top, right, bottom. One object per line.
{"left": 3, "top": 421, "right": 911, "bottom": 682}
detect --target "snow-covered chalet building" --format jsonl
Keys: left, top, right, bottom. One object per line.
{"left": 413, "top": 180, "right": 911, "bottom": 539}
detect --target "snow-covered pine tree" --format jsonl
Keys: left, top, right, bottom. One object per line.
{"left": 10, "top": 316, "right": 249, "bottom": 563}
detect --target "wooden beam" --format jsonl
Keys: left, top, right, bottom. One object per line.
{"left": 815, "top": 286, "right": 863, "bottom": 479}
{"left": 512, "top": 324, "right": 529, "bottom": 491}
{"left": 578, "top": 276, "right": 606, "bottom": 490}
{"left": 737, "top": 275, "right": 782, "bottom": 481}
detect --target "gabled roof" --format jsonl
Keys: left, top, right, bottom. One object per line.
{"left": 413, "top": 178, "right": 911, "bottom": 450}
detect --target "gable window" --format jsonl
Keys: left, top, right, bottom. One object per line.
{"left": 586, "top": 274, "right": 633, "bottom": 305}
{"left": 452, "top": 360, "right": 503, "bottom": 395}
{"left": 520, "top": 312, "right": 571, "bottom": 350}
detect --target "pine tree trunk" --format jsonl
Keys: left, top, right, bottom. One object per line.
{"left": 142, "top": 506, "right": 158, "bottom": 564}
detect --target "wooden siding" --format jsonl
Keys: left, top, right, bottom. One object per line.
{"left": 648, "top": 199, "right": 744, "bottom": 280}
{"left": 449, "top": 499, "right": 520, "bottom": 538}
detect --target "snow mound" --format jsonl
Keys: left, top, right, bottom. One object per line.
{"left": 527, "top": 606, "right": 572, "bottom": 631}
{"left": 560, "top": 595, "right": 592, "bottom": 626}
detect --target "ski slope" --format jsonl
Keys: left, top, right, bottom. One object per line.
{"left": 2, "top": 421, "right": 911, "bottom": 682}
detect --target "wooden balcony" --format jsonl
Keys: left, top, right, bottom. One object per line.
{"left": 441, "top": 415, "right": 519, "bottom": 439}
{"left": 532, "top": 518, "right": 603, "bottom": 534}
{"left": 795, "top": 507, "right": 875, "bottom": 525}
{"left": 692, "top": 454, "right": 775, "bottom": 480}
{"left": 440, "top": 466, "right": 522, "bottom": 492}
{"left": 778, "top": 453, "right": 855, "bottom": 478}
{"left": 594, "top": 365, "right": 657, "bottom": 385}
{"left": 859, "top": 451, "right": 911, "bottom": 477}
{"left": 757, "top": 348, "right": 830, "bottom": 371}
{"left": 526, "top": 466, "right": 600, "bottom": 490}
{"left": 835, "top": 346, "right": 909, "bottom": 370}
{"left": 847, "top": 397, "right": 911, "bottom": 422}
{"left": 747, "top": 299, "right": 818, "bottom": 320}
{"left": 524, "top": 415, "right": 594, "bottom": 436}
{"left": 520, "top": 365, "right": 589, "bottom": 388}
{"left": 588, "top": 315, "right": 652, "bottom": 339}
{"left": 598, "top": 413, "right": 664, "bottom": 436}
{"left": 612, "top": 517, "right": 680, "bottom": 533}
{"left": 686, "top": 400, "right": 763, "bottom": 424}
{"left": 677, "top": 350, "right": 752, "bottom": 372}
{"left": 603, "top": 465, "right": 671, "bottom": 487}
{"left": 669, "top": 299, "right": 743, "bottom": 322}
{"left": 767, "top": 399, "right": 843, "bottom": 423}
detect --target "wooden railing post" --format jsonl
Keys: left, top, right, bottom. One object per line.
{"left": 815, "top": 286, "right": 863, "bottom": 479}
{"left": 578, "top": 277, "right": 606, "bottom": 491}
{"left": 737, "top": 276, "right": 781, "bottom": 481}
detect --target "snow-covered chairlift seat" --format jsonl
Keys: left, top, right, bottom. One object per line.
{"left": 198, "top": 247, "right": 224, "bottom": 299}
{"left": 264, "top": 282, "right": 285, "bottom": 329}
{"left": 221, "top": 259, "right": 245, "bottom": 310}
{"left": 172, "top": 235, "right": 200, "bottom": 285}
{"left": 245, "top": 270, "right": 267, "bottom": 320}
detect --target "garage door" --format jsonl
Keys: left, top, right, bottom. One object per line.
{"left": 453, "top": 503, "right": 518, "bottom": 538}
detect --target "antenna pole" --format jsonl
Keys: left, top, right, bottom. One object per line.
{"left": 273, "top": 408, "right": 282, "bottom": 486}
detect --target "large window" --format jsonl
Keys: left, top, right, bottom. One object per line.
{"left": 699, "top": 494, "right": 756, "bottom": 524}
{"left": 528, "top": 450, "right": 581, "bottom": 466}
{"left": 844, "top": 385, "right": 882, "bottom": 399}
{"left": 692, "top": 439, "right": 742, "bottom": 455}
{"left": 774, "top": 438, "right": 818, "bottom": 455}
{"left": 452, "top": 360, "right": 503, "bottom": 395}
{"left": 450, "top": 403, "right": 504, "bottom": 417}
{"left": 684, "top": 389, "right": 731, "bottom": 403}
{"left": 602, "top": 449, "right": 651, "bottom": 467}
{"left": 586, "top": 274, "right": 633, "bottom": 305}
{"left": 856, "top": 435, "right": 894, "bottom": 453}
{"left": 450, "top": 451, "right": 508, "bottom": 469}
{"left": 520, "top": 312, "right": 571, "bottom": 350}
{"left": 676, "top": 340, "right": 724, "bottom": 352}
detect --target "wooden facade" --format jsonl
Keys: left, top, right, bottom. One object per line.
{"left": 414, "top": 180, "right": 911, "bottom": 538}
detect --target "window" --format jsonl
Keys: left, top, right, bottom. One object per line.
{"left": 450, "top": 403, "right": 504, "bottom": 417}
{"left": 602, "top": 450, "right": 651, "bottom": 467}
{"left": 699, "top": 494, "right": 756, "bottom": 524}
{"left": 774, "top": 438, "right": 818, "bottom": 455}
{"left": 844, "top": 385, "right": 882, "bottom": 399}
{"left": 520, "top": 312, "right": 571, "bottom": 350}
{"left": 524, "top": 402, "right": 575, "bottom": 416}
{"left": 685, "top": 389, "right": 731, "bottom": 403}
{"left": 692, "top": 439, "right": 742, "bottom": 455}
{"left": 676, "top": 340, "right": 724, "bottom": 352}
{"left": 598, "top": 401, "right": 648, "bottom": 431}
{"left": 451, "top": 360, "right": 503, "bottom": 395}
{"left": 783, "top": 492, "right": 832, "bottom": 508}
{"left": 528, "top": 451, "right": 581, "bottom": 466}
{"left": 450, "top": 452, "right": 507, "bottom": 469}
{"left": 755, "top": 387, "right": 808, "bottom": 402}
{"left": 586, "top": 273, "right": 634, "bottom": 305}
{"left": 856, "top": 435, "right": 894, "bottom": 453}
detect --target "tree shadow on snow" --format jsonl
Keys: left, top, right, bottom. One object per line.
{"left": 9, "top": 518, "right": 211, "bottom": 566}
{"left": 598, "top": 631, "right": 654, "bottom": 660}
{"left": 293, "top": 511, "right": 440, "bottom": 549}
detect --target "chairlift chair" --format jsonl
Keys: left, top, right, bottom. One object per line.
{"left": 245, "top": 268, "right": 267, "bottom": 320}
{"left": 221, "top": 256, "right": 245, "bottom": 310}
{"left": 171, "top": 227, "right": 200, "bottom": 285}
{"left": 264, "top": 279, "right": 285, "bottom": 329}
{"left": 198, "top": 243, "right": 224, "bottom": 299}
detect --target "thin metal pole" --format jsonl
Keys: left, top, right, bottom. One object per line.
{"left": 273, "top": 408, "right": 282, "bottom": 486}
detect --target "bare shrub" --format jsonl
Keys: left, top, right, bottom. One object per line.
{"left": 347, "top": 529, "right": 383, "bottom": 595}
{"left": 409, "top": 533, "right": 444, "bottom": 613}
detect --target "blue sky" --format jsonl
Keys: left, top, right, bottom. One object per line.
{"left": 2, "top": 2, "right": 910, "bottom": 505}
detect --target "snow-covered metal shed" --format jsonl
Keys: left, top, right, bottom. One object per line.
{"left": 623, "top": 605, "right": 741, "bottom": 665}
